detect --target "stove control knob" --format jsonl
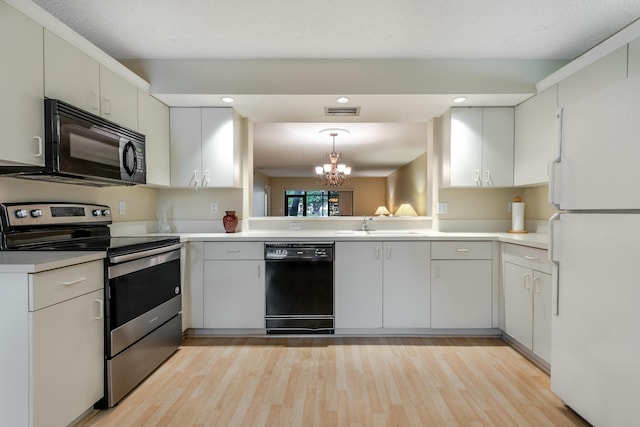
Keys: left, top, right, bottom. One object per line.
{"left": 15, "top": 209, "right": 28, "bottom": 219}
{"left": 92, "top": 209, "right": 102, "bottom": 216}
{"left": 30, "top": 209, "right": 42, "bottom": 218}
{"left": 102, "top": 209, "right": 111, "bottom": 216}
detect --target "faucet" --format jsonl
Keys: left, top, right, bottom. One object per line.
{"left": 361, "top": 216, "right": 372, "bottom": 231}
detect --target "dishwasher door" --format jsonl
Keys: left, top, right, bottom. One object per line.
{"left": 264, "top": 243, "right": 334, "bottom": 334}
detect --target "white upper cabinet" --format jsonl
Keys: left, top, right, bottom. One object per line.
{"left": 442, "top": 107, "right": 514, "bottom": 187}
{"left": 557, "top": 45, "right": 627, "bottom": 107}
{"left": 99, "top": 65, "right": 138, "bottom": 130}
{"left": 514, "top": 85, "right": 558, "bottom": 186}
{"left": 138, "top": 91, "right": 170, "bottom": 186}
{"left": 44, "top": 30, "right": 138, "bottom": 130}
{"left": 0, "top": 1, "right": 45, "bottom": 166}
{"left": 44, "top": 30, "right": 100, "bottom": 114}
{"left": 170, "top": 107, "right": 241, "bottom": 188}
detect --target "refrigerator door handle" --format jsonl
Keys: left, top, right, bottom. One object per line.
{"left": 549, "top": 213, "right": 561, "bottom": 316}
{"left": 549, "top": 107, "right": 563, "bottom": 210}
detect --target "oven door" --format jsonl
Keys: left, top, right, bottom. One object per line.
{"left": 106, "top": 244, "right": 182, "bottom": 357}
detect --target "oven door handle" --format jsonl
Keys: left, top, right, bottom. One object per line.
{"left": 108, "top": 247, "right": 181, "bottom": 279}
{"left": 109, "top": 243, "right": 183, "bottom": 264}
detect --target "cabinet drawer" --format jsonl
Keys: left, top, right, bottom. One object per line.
{"left": 431, "top": 241, "right": 492, "bottom": 260}
{"left": 29, "top": 260, "right": 104, "bottom": 311}
{"left": 501, "top": 243, "right": 552, "bottom": 274}
{"left": 204, "top": 242, "right": 263, "bottom": 260}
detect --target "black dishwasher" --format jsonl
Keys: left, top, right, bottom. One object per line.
{"left": 264, "top": 242, "right": 334, "bottom": 334}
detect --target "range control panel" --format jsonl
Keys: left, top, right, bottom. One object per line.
{"left": 0, "top": 202, "right": 112, "bottom": 229}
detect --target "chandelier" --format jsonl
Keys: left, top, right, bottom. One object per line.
{"left": 315, "top": 131, "right": 352, "bottom": 187}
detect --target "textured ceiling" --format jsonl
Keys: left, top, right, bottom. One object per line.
{"left": 29, "top": 0, "right": 640, "bottom": 177}
{"left": 31, "top": 0, "right": 640, "bottom": 60}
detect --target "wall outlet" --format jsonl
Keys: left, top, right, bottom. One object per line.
{"left": 210, "top": 202, "right": 218, "bottom": 214}
{"left": 436, "top": 203, "right": 448, "bottom": 215}
{"left": 289, "top": 222, "right": 301, "bottom": 230}
{"left": 119, "top": 201, "right": 126, "bottom": 215}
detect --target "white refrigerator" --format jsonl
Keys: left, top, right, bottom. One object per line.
{"left": 549, "top": 73, "right": 640, "bottom": 426}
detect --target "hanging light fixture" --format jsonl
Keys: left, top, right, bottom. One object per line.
{"left": 315, "top": 130, "right": 352, "bottom": 187}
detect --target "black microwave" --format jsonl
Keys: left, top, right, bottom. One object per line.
{"left": 0, "top": 99, "right": 146, "bottom": 186}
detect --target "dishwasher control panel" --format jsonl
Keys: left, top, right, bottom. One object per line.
{"left": 265, "top": 242, "right": 334, "bottom": 260}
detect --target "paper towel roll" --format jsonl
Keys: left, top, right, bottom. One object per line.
{"left": 511, "top": 202, "right": 525, "bottom": 231}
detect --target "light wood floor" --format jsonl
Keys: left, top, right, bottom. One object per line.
{"left": 79, "top": 336, "right": 589, "bottom": 427}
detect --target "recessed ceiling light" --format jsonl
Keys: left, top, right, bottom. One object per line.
{"left": 453, "top": 96, "right": 467, "bottom": 103}
{"left": 221, "top": 96, "right": 235, "bottom": 103}
{"left": 336, "top": 96, "right": 350, "bottom": 104}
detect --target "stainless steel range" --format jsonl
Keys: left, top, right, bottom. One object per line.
{"left": 0, "top": 202, "right": 182, "bottom": 408}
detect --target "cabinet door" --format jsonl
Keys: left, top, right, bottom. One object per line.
{"left": 31, "top": 289, "right": 104, "bottom": 427}
{"left": 44, "top": 30, "right": 100, "bottom": 113}
{"left": 449, "top": 108, "right": 483, "bottom": 186}
{"left": 203, "top": 260, "right": 265, "bottom": 329}
{"left": 99, "top": 65, "right": 138, "bottom": 130}
{"left": 335, "top": 242, "right": 383, "bottom": 329}
{"left": 138, "top": 91, "right": 170, "bottom": 186}
{"left": 514, "top": 86, "right": 557, "bottom": 186}
{"left": 201, "top": 108, "right": 236, "bottom": 187}
{"left": 431, "top": 260, "right": 492, "bottom": 328}
{"left": 532, "top": 270, "right": 552, "bottom": 363}
{"left": 482, "top": 107, "right": 514, "bottom": 187}
{"left": 502, "top": 261, "right": 533, "bottom": 348}
{"left": 0, "top": 2, "right": 45, "bottom": 166}
{"left": 382, "top": 242, "right": 430, "bottom": 328}
{"left": 0, "top": 274, "right": 29, "bottom": 427}
{"left": 170, "top": 108, "right": 202, "bottom": 187}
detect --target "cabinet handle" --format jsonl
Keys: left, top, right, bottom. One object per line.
{"left": 202, "top": 170, "right": 209, "bottom": 186}
{"left": 474, "top": 169, "right": 481, "bottom": 186}
{"left": 523, "top": 273, "right": 531, "bottom": 290}
{"left": 33, "top": 136, "right": 43, "bottom": 157}
{"left": 533, "top": 277, "right": 541, "bottom": 294}
{"left": 386, "top": 245, "right": 392, "bottom": 259}
{"left": 524, "top": 255, "right": 539, "bottom": 261}
{"left": 103, "top": 98, "right": 111, "bottom": 115}
{"left": 193, "top": 170, "right": 200, "bottom": 188}
{"left": 93, "top": 299, "right": 104, "bottom": 320}
{"left": 434, "top": 264, "right": 440, "bottom": 279}
{"left": 226, "top": 249, "right": 241, "bottom": 253}
{"left": 456, "top": 248, "right": 470, "bottom": 252}
{"left": 484, "top": 170, "right": 491, "bottom": 185}
{"left": 257, "top": 265, "right": 261, "bottom": 279}
{"left": 375, "top": 246, "right": 380, "bottom": 260}
{"left": 61, "top": 277, "right": 87, "bottom": 286}
{"left": 90, "top": 91, "right": 99, "bottom": 110}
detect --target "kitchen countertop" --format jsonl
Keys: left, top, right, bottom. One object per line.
{"left": 0, "top": 231, "right": 548, "bottom": 271}
{"left": 162, "top": 230, "right": 549, "bottom": 250}
{"left": 0, "top": 251, "right": 106, "bottom": 273}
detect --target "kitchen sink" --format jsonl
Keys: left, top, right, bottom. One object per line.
{"left": 334, "top": 230, "right": 369, "bottom": 235}
{"left": 334, "top": 230, "right": 424, "bottom": 236}
{"left": 366, "top": 230, "right": 423, "bottom": 235}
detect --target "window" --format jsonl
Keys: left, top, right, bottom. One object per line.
{"left": 284, "top": 190, "right": 352, "bottom": 216}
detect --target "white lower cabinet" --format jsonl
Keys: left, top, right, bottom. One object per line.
{"left": 202, "top": 242, "right": 265, "bottom": 330}
{"left": 430, "top": 242, "right": 493, "bottom": 329}
{"left": 335, "top": 241, "right": 430, "bottom": 330}
{"left": 0, "top": 259, "right": 104, "bottom": 427}
{"left": 502, "top": 243, "right": 552, "bottom": 364}
{"left": 31, "top": 289, "right": 104, "bottom": 427}
{"left": 382, "top": 241, "right": 430, "bottom": 328}
{"left": 335, "top": 241, "right": 383, "bottom": 329}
